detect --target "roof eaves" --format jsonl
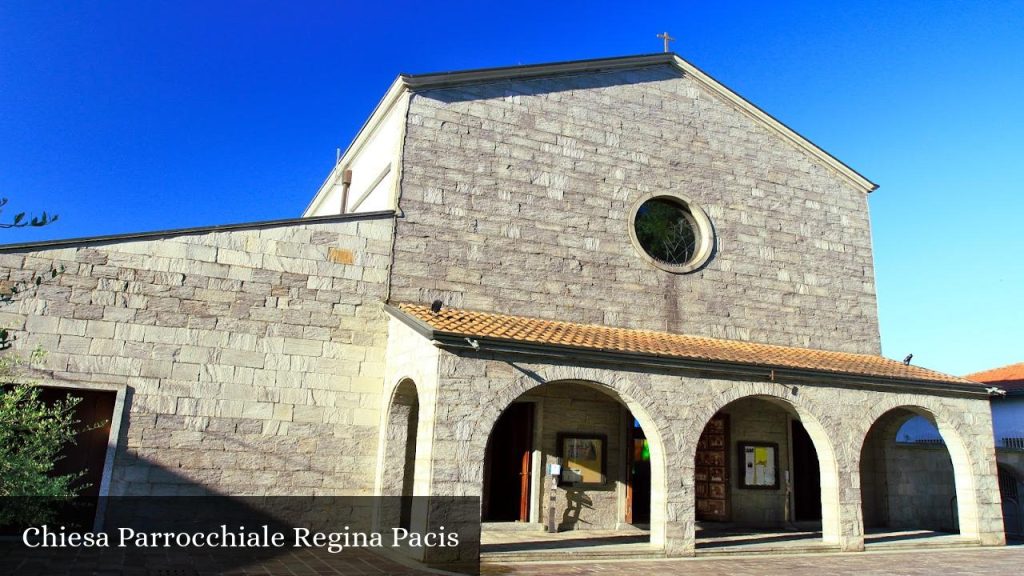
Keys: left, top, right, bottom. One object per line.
{"left": 400, "top": 53, "right": 674, "bottom": 90}
{"left": 428, "top": 331, "right": 986, "bottom": 396}
{"left": 0, "top": 210, "right": 396, "bottom": 253}
{"left": 384, "top": 305, "right": 984, "bottom": 397}
{"left": 382, "top": 302, "right": 437, "bottom": 340}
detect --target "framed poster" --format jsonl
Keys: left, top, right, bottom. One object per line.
{"left": 737, "top": 442, "right": 779, "bottom": 489}
{"left": 557, "top": 433, "right": 607, "bottom": 487}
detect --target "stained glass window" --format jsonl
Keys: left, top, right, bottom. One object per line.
{"left": 633, "top": 198, "right": 699, "bottom": 266}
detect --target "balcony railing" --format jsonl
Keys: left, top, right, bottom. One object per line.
{"left": 1004, "top": 437, "right": 1024, "bottom": 450}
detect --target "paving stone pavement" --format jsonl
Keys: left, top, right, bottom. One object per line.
{"left": 480, "top": 546, "right": 1024, "bottom": 575}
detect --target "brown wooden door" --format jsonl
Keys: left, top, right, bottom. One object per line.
{"left": 518, "top": 434, "right": 531, "bottom": 521}
{"left": 695, "top": 413, "right": 729, "bottom": 521}
{"left": 37, "top": 386, "right": 116, "bottom": 530}
{"left": 483, "top": 402, "right": 533, "bottom": 522}
{"left": 36, "top": 387, "right": 116, "bottom": 498}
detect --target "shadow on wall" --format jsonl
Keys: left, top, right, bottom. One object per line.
{"left": 0, "top": 383, "right": 481, "bottom": 576}
{"left": 560, "top": 489, "right": 595, "bottom": 531}
{"left": 419, "top": 66, "right": 682, "bottom": 104}
{"left": 107, "top": 384, "right": 383, "bottom": 498}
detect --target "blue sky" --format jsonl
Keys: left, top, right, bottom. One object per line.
{"left": 1, "top": 1, "right": 1021, "bottom": 375}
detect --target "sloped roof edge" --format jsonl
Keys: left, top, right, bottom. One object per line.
{"left": 966, "top": 362, "right": 1024, "bottom": 394}
{"left": 401, "top": 53, "right": 876, "bottom": 193}
{"left": 400, "top": 53, "right": 675, "bottom": 88}
{"left": 0, "top": 210, "right": 396, "bottom": 253}
{"left": 306, "top": 53, "right": 878, "bottom": 215}
{"left": 385, "top": 303, "right": 981, "bottom": 395}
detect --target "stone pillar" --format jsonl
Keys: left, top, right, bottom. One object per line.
{"left": 836, "top": 435, "right": 866, "bottom": 552}
{"left": 942, "top": 408, "right": 1006, "bottom": 546}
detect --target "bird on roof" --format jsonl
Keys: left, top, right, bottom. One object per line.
{"left": 430, "top": 300, "right": 443, "bottom": 314}
{"left": 903, "top": 354, "right": 913, "bottom": 366}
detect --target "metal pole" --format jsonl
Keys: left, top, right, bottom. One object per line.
{"left": 547, "top": 470, "right": 559, "bottom": 533}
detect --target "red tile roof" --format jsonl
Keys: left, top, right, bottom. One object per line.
{"left": 965, "top": 362, "right": 1024, "bottom": 392}
{"left": 393, "top": 303, "right": 976, "bottom": 386}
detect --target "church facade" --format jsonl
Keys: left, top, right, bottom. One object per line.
{"left": 0, "top": 54, "right": 1005, "bottom": 558}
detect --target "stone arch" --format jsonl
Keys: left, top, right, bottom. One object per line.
{"left": 377, "top": 378, "right": 421, "bottom": 529}
{"left": 683, "top": 381, "right": 845, "bottom": 547}
{"left": 857, "top": 399, "right": 980, "bottom": 538}
{"left": 472, "top": 365, "right": 676, "bottom": 551}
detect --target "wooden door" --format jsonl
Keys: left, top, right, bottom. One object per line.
{"left": 518, "top": 427, "right": 532, "bottom": 522}
{"left": 37, "top": 386, "right": 116, "bottom": 530}
{"left": 483, "top": 402, "right": 534, "bottom": 522}
{"left": 625, "top": 413, "right": 651, "bottom": 524}
{"left": 695, "top": 413, "right": 729, "bottom": 521}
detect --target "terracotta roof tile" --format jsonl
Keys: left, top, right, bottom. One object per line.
{"left": 394, "top": 303, "right": 975, "bottom": 386}
{"left": 965, "top": 362, "right": 1024, "bottom": 392}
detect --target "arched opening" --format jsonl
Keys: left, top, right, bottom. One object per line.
{"left": 693, "top": 396, "right": 841, "bottom": 551}
{"left": 480, "top": 380, "right": 665, "bottom": 557}
{"left": 483, "top": 402, "right": 534, "bottom": 523}
{"left": 379, "top": 379, "right": 420, "bottom": 530}
{"left": 860, "top": 408, "right": 973, "bottom": 545}
{"left": 998, "top": 464, "right": 1023, "bottom": 538}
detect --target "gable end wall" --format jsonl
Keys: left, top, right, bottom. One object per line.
{"left": 391, "top": 65, "right": 880, "bottom": 354}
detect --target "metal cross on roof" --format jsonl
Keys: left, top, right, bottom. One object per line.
{"left": 656, "top": 31, "right": 675, "bottom": 53}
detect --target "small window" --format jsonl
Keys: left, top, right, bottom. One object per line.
{"left": 629, "top": 194, "right": 714, "bottom": 273}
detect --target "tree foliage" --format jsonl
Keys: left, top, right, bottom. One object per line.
{"left": 0, "top": 352, "right": 84, "bottom": 497}
{"left": 0, "top": 199, "right": 86, "bottom": 511}
{"left": 0, "top": 197, "right": 58, "bottom": 229}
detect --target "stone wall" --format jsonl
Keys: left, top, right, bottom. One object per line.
{"left": 887, "top": 445, "right": 958, "bottom": 530}
{"left": 0, "top": 214, "right": 395, "bottom": 496}
{"left": 392, "top": 64, "right": 880, "bottom": 354}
